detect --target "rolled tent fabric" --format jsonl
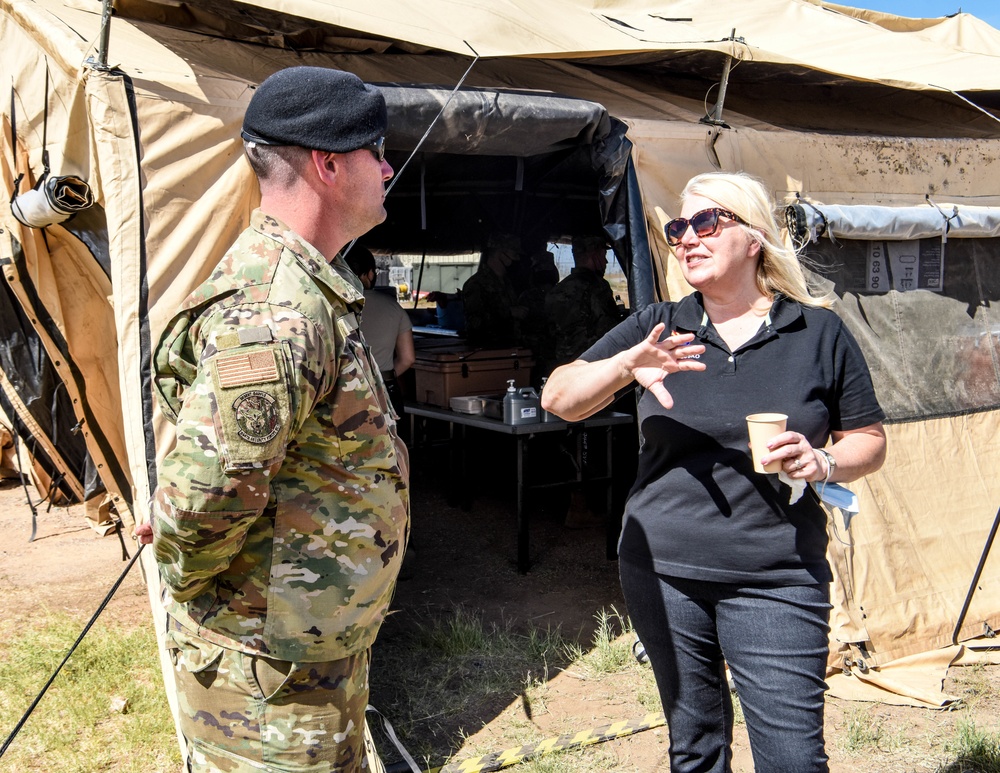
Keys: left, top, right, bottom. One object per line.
{"left": 11, "top": 174, "right": 95, "bottom": 228}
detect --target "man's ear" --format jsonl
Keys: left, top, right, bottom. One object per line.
{"left": 311, "top": 150, "right": 339, "bottom": 186}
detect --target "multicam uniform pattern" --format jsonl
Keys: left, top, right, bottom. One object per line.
{"left": 545, "top": 268, "right": 622, "bottom": 366}
{"left": 151, "top": 210, "right": 409, "bottom": 770}
{"left": 462, "top": 266, "right": 521, "bottom": 347}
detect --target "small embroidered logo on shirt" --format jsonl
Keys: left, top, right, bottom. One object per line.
{"left": 233, "top": 390, "right": 281, "bottom": 443}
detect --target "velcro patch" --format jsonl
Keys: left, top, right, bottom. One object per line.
{"left": 232, "top": 390, "right": 282, "bottom": 444}
{"left": 209, "top": 343, "right": 291, "bottom": 471}
{"left": 216, "top": 349, "right": 279, "bottom": 388}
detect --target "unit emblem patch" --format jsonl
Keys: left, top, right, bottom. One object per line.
{"left": 232, "top": 390, "right": 281, "bottom": 444}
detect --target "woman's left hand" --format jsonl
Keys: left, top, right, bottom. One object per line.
{"left": 760, "top": 432, "right": 825, "bottom": 482}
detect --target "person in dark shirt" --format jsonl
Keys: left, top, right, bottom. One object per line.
{"left": 543, "top": 172, "right": 886, "bottom": 773}
{"left": 545, "top": 234, "right": 622, "bottom": 367}
{"left": 517, "top": 249, "right": 560, "bottom": 383}
{"left": 461, "top": 233, "right": 527, "bottom": 347}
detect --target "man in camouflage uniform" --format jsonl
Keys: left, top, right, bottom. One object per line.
{"left": 544, "top": 235, "right": 623, "bottom": 527}
{"left": 545, "top": 234, "right": 622, "bottom": 367}
{"left": 136, "top": 67, "right": 407, "bottom": 773}
{"left": 461, "top": 232, "right": 527, "bottom": 347}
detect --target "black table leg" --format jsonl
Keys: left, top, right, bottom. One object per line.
{"left": 517, "top": 434, "right": 529, "bottom": 573}
{"left": 605, "top": 425, "right": 619, "bottom": 560}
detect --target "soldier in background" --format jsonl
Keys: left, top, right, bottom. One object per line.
{"left": 545, "top": 234, "right": 624, "bottom": 528}
{"left": 136, "top": 66, "right": 407, "bottom": 772}
{"left": 516, "top": 249, "right": 560, "bottom": 384}
{"left": 461, "top": 232, "right": 528, "bottom": 347}
{"left": 545, "top": 234, "right": 623, "bottom": 367}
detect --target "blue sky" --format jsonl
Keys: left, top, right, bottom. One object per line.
{"left": 846, "top": 1, "right": 1000, "bottom": 28}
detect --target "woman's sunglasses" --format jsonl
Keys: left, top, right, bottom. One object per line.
{"left": 664, "top": 207, "right": 747, "bottom": 246}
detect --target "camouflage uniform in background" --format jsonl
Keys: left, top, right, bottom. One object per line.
{"left": 152, "top": 210, "right": 409, "bottom": 772}
{"left": 545, "top": 268, "right": 622, "bottom": 366}
{"left": 462, "top": 264, "right": 522, "bottom": 347}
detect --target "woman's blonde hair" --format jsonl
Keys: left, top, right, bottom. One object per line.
{"left": 679, "top": 172, "right": 832, "bottom": 309}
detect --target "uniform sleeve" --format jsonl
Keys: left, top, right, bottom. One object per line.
{"left": 152, "top": 306, "right": 333, "bottom": 602}
{"left": 830, "top": 319, "right": 886, "bottom": 431}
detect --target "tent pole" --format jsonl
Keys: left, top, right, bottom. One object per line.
{"left": 701, "top": 28, "right": 743, "bottom": 128}
{"left": 710, "top": 54, "right": 733, "bottom": 124}
{"left": 951, "top": 504, "right": 1000, "bottom": 645}
{"left": 86, "top": 0, "right": 115, "bottom": 72}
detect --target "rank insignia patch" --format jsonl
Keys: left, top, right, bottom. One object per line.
{"left": 233, "top": 390, "right": 281, "bottom": 444}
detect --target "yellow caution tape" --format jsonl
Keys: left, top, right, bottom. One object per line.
{"left": 425, "top": 712, "right": 666, "bottom": 773}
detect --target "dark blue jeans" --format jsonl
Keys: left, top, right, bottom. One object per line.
{"left": 620, "top": 560, "right": 831, "bottom": 773}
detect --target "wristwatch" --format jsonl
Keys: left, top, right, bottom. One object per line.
{"left": 816, "top": 448, "right": 837, "bottom": 479}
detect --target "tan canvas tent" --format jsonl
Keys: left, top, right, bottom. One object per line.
{"left": 2, "top": 0, "right": 999, "bottom": 725}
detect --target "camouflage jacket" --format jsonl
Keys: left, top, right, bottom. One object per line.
{"left": 545, "top": 269, "right": 621, "bottom": 365}
{"left": 151, "top": 210, "right": 409, "bottom": 662}
{"left": 461, "top": 266, "right": 521, "bottom": 347}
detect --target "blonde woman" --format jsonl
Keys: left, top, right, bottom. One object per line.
{"left": 543, "top": 172, "right": 886, "bottom": 773}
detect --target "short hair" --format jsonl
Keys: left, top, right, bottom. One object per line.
{"left": 344, "top": 244, "right": 377, "bottom": 278}
{"left": 243, "top": 141, "right": 310, "bottom": 185}
{"left": 679, "top": 172, "right": 833, "bottom": 309}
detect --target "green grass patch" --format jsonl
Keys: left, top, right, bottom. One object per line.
{"left": 0, "top": 614, "right": 180, "bottom": 773}
{"left": 837, "top": 704, "right": 907, "bottom": 755}
{"left": 369, "top": 605, "right": 656, "bottom": 770}
{"left": 938, "top": 717, "right": 1000, "bottom": 773}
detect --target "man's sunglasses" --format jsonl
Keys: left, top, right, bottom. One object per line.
{"left": 664, "top": 207, "right": 747, "bottom": 246}
{"left": 361, "top": 136, "right": 386, "bottom": 162}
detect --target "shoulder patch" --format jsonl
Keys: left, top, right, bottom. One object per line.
{"left": 216, "top": 349, "right": 279, "bottom": 388}
{"left": 209, "top": 343, "right": 292, "bottom": 471}
{"left": 232, "top": 390, "right": 282, "bottom": 444}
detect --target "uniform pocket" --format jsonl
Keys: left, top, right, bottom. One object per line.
{"left": 165, "top": 626, "right": 225, "bottom": 674}
{"left": 249, "top": 654, "right": 294, "bottom": 702}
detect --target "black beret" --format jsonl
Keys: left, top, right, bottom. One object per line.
{"left": 242, "top": 66, "right": 387, "bottom": 153}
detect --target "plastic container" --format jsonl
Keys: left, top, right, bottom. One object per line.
{"left": 412, "top": 344, "right": 534, "bottom": 407}
{"left": 502, "top": 380, "right": 541, "bottom": 425}
{"left": 539, "top": 377, "right": 561, "bottom": 423}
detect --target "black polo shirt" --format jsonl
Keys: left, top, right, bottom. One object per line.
{"left": 583, "top": 293, "right": 885, "bottom": 585}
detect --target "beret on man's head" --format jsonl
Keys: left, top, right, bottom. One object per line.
{"left": 242, "top": 66, "right": 387, "bottom": 153}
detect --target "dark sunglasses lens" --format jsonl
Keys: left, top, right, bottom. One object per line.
{"left": 365, "top": 137, "right": 385, "bottom": 162}
{"left": 665, "top": 209, "right": 732, "bottom": 245}
{"left": 666, "top": 219, "right": 688, "bottom": 244}
{"left": 691, "top": 209, "right": 721, "bottom": 238}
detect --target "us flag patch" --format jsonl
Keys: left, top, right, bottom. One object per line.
{"left": 216, "top": 349, "right": 279, "bottom": 388}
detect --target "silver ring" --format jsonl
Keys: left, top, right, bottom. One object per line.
{"left": 793, "top": 459, "right": 804, "bottom": 470}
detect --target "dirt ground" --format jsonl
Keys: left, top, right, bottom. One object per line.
{"left": 2, "top": 458, "right": 999, "bottom": 773}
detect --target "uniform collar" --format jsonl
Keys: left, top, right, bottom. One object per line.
{"left": 252, "top": 210, "right": 365, "bottom": 307}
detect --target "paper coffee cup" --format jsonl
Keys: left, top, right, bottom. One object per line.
{"left": 746, "top": 413, "right": 787, "bottom": 473}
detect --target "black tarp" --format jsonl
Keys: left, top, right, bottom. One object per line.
{"left": 365, "top": 85, "right": 655, "bottom": 309}
{"left": 0, "top": 271, "right": 98, "bottom": 503}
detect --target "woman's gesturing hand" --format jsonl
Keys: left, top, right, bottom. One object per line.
{"left": 626, "top": 323, "right": 706, "bottom": 409}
